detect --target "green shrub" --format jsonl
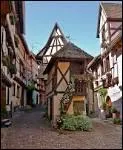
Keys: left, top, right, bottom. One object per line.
{"left": 113, "top": 118, "right": 121, "bottom": 124}
{"left": 60, "top": 114, "right": 92, "bottom": 131}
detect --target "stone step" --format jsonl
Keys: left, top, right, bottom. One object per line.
{"left": 1, "top": 121, "right": 12, "bottom": 128}
{"left": 1, "top": 119, "right": 10, "bottom": 124}
{"left": 4, "top": 121, "right": 12, "bottom": 127}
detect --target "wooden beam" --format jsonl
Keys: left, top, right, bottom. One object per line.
{"left": 111, "top": 25, "right": 122, "bottom": 38}
{"left": 99, "top": 20, "right": 107, "bottom": 34}
{"left": 50, "top": 38, "right": 56, "bottom": 55}
{"left": 57, "top": 66, "right": 69, "bottom": 86}
{"left": 107, "top": 22, "right": 111, "bottom": 43}
{"left": 107, "top": 18, "right": 122, "bottom": 22}
{"left": 56, "top": 37, "right": 58, "bottom": 52}
{"left": 110, "top": 27, "right": 122, "bottom": 30}
{"left": 55, "top": 65, "right": 70, "bottom": 90}
{"left": 49, "top": 45, "right": 64, "bottom": 47}
{"left": 57, "top": 38, "right": 63, "bottom": 48}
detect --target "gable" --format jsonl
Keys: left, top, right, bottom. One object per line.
{"left": 37, "top": 23, "right": 67, "bottom": 64}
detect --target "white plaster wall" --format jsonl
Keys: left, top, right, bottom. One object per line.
{"left": 52, "top": 94, "right": 63, "bottom": 122}
{"left": 108, "top": 85, "right": 122, "bottom": 120}
{"left": 97, "top": 92, "right": 102, "bottom": 108}
{"left": 99, "top": 9, "right": 110, "bottom": 54}
{"left": 117, "top": 54, "right": 122, "bottom": 87}
{"left": 110, "top": 22, "right": 122, "bottom": 42}
{"left": 108, "top": 86, "right": 121, "bottom": 102}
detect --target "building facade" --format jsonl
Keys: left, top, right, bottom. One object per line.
{"left": 36, "top": 23, "right": 67, "bottom": 105}
{"left": 87, "top": 2, "right": 122, "bottom": 119}
{"left": 1, "top": 1, "right": 40, "bottom": 117}
{"left": 44, "top": 42, "right": 94, "bottom": 124}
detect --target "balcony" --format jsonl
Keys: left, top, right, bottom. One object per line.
{"left": 1, "top": 68, "right": 12, "bottom": 87}
{"left": 102, "top": 74, "right": 119, "bottom": 88}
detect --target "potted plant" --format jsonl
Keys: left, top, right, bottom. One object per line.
{"left": 113, "top": 118, "right": 121, "bottom": 125}
{"left": 116, "top": 111, "right": 120, "bottom": 118}
{"left": 111, "top": 107, "right": 118, "bottom": 119}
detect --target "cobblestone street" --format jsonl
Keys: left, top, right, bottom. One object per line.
{"left": 1, "top": 106, "right": 122, "bottom": 149}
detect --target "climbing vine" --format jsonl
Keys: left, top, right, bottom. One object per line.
{"left": 98, "top": 87, "right": 107, "bottom": 110}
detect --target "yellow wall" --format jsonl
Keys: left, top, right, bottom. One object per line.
{"left": 72, "top": 96, "right": 85, "bottom": 101}
{"left": 67, "top": 96, "right": 85, "bottom": 114}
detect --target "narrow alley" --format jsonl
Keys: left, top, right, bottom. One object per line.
{"left": 1, "top": 106, "right": 122, "bottom": 149}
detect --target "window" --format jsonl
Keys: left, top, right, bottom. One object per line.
{"left": 106, "top": 56, "right": 110, "bottom": 72}
{"left": 73, "top": 101, "right": 85, "bottom": 115}
{"left": 13, "top": 83, "right": 15, "bottom": 96}
{"left": 95, "top": 68, "right": 98, "bottom": 79}
{"left": 101, "top": 61, "right": 104, "bottom": 75}
{"left": 102, "top": 27, "right": 106, "bottom": 42}
{"left": 75, "top": 79, "right": 85, "bottom": 94}
{"left": 17, "top": 86, "right": 20, "bottom": 98}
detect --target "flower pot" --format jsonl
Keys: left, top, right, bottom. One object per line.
{"left": 116, "top": 112, "right": 120, "bottom": 118}
{"left": 100, "top": 109, "right": 106, "bottom": 120}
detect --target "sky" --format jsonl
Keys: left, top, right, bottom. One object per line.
{"left": 24, "top": 1, "right": 121, "bottom": 57}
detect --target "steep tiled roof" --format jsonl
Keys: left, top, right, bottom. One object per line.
{"left": 53, "top": 42, "right": 93, "bottom": 59}
{"left": 43, "top": 42, "right": 93, "bottom": 74}
{"left": 96, "top": 2, "right": 122, "bottom": 38}
{"left": 87, "top": 54, "right": 101, "bottom": 69}
{"left": 101, "top": 2, "right": 122, "bottom": 19}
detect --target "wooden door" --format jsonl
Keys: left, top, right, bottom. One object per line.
{"left": 73, "top": 101, "right": 85, "bottom": 115}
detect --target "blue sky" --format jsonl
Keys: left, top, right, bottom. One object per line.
{"left": 24, "top": 1, "right": 117, "bottom": 57}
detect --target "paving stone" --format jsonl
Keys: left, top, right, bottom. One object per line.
{"left": 1, "top": 106, "right": 122, "bottom": 149}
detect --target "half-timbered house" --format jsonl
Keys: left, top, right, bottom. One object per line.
{"left": 43, "top": 42, "right": 93, "bottom": 124}
{"left": 1, "top": 1, "right": 16, "bottom": 112}
{"left": 87, "top": 2, "right": 122, "bottom": 119}
{"left": 36, "top": 23, "right": 67, "bottom": 105}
